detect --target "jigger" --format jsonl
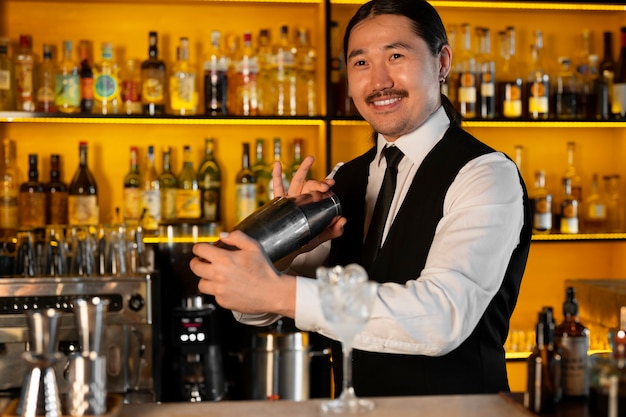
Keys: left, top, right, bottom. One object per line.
{"left": 16, "top": 308, "right": 63, "bottom": 417}
{"left": 73, "top": 296, "right": 109, "bottom": 354}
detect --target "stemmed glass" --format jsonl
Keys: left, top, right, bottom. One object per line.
{"left": 317, "top": 264, "right": 378, "bottom": 414}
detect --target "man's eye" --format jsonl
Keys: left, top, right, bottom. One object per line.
{"left": 391, "top": 53, "right": 403, "bottom": 60}
{"left": 355, "top": 60, "right": 366, "bottom": 66}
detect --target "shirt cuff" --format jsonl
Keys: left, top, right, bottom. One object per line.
{"left": 294, "top": 276, "right": 325, "bottom": 333}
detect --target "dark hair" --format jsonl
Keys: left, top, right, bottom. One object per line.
{"left": 343, "top": 0, "right": 461, "bottom": 127}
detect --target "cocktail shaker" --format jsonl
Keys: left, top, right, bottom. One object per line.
{"left": 215, "top": 191, "right": 341, "bottom": 262}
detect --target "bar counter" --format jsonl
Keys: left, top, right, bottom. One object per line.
{"left": 118, "top": 394, "right": 535, "bottom": 417}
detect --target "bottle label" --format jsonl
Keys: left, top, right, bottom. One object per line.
{"left": 94, "top": 73, "right": 119, "bottom": 100}
{"left": 124, "top": 187, "right": 142, "bottom": 221}
{"left": 170, "top": 74, "right": 197, "bottom": 113}
{"left": 142, "top": 72, "right": 165, "bottom": 104}
{"left": 81, "top": 77, "right": 94, "bottom": 100}
{"left": 15, "top": 60, "right": 35, "bottom": 111}
{"left": 141, "top": 189, "right": 161, "bottom": 231}
{"left": 459, "top": 72, "right": 477, "bottom": 104}
{"left": 36, "top": 86, "right": 55, "bottom": 105}
{"left": 561, "top": 216, "right": 579, "bottom": 234}
{"left": 235, "top": 184, "right": 257, "bottom": 223}
{"left": 175, "top": 189, "right": 201, "bottom": 218}
{"left": 0, "top": 69, "right": 10, "bottom": 90}
{"left": 18, "top": 193, "right": 46, "bottom": 228}
{"left": 502, "top": 81, "right": 522, "bottom": 118}
{"left": 122, "top": 80, "right": 142, "bottom": 114}
{"left": 558, "top": 336, "right": 590, "bottom": 396}
{"left": 529, "top": 81, "right": 549, "bottom": 114}
{"left": 161, "top": 188, "right": 177, "bottom": 220}
{"left": 587, "top": 203, "right": 607, "bottom": 220}
{"left": 49, "top": 191, "right": 68, "bottom": 225}
{"left": 480, "top": 82, "right": 495, "bottom": 98}
{"left": 55, "top": 74, "right": 80, "bottom": 107}
{"left": 68, "top": 195, "right": 99, "bottom": 225}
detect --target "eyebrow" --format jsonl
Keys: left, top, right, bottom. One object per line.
{"left": 347, "top": 41, "right": 413, "bottom": 60}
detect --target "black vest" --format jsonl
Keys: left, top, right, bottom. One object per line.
{"left": 328, "top": 125, "right": 532, "bottom": 396}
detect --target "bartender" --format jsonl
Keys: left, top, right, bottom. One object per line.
{"left": 190, "top": 0, "right": 531, "bottom": 397}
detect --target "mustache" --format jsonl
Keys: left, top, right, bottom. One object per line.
{"left": 366, "top": 90, "right": 408, "bottom": 103}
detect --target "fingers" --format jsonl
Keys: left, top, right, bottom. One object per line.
{"left": 272, "top": 161, "right": 285, "bottom": 197}
{"left": 288, "top": 156, "right": 314, "bottom": 194}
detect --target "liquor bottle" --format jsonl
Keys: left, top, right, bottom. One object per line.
{"left": 585, "top": 54, "right": 610, "bottom": 121}
{"left": 123, "top": 146, "right": 141, "bottom": 223}
{"left": 68, "top": 141, "right": 99, "bottom": 226}
{"left": 563, "top": 141, "right": 583, "bottom": 202}
{"left": 554, "top": 57, "right": 579, "bottom": 120}
{"left": 175, "top": 145, "right": 201, "bottom": 219}
{"left": 530, "top": 170, "right": 552, "bottom": 234}
{"left": 272, "top": 25, "right": 297, "bottom": 116}
{"left": 456, "top": 23, "right": 477, "bottom": 119}
{"left": 560, "top": 177, "right": 580, "bottom": 234}
{"left": 92, "top": 42, "right": 120, "bottom": 115}
{"left": 0, "top": 38, "right": 16, "bottom": 111}
{"left": 605, "top": 174, "right": 624, "bottom": 232}
{"left": 121, "top": 59, "right": 142, "bottom": 115}
{"left": 36, "top": 44, "right": 56, "bottom": 113}
{"left": 158, "top": 146, "right": 177, "bottom": 221}
{"left": 582, "top": 173, "right": 608, "bottom": 233}
{"left": 496, "top": 27, "right": 524, "bottom": 119}
{"left": 575, "top": 29, "right": 592, "bottom": 78}
{"left": 44, "top": 154, "right": 68, "bottom": 226}
{"left": 554, "top": 286, "right": 590, "bottom": 399}
{"left": 613, "top": 27, "right": 626, "bottom": 119}
{"left": 257, "top": 28, "right": 274, "bottom": 115}
{"left": 169, "top": 37, "right": 198, "bottom": 116}
{"left": 294, "top": 26, "right": 317, "bottom": 117}
{"left": 600, "top": 31, "right": 616, "bottom": 114}
{"left": 526, "top": 30, "right": 550, "bottom": 120}
{"left": 14, "top": 34, "right": 36, "bottom": 112}
{"left": 289, "top": 137, "right": 309, "bottom": 181}
{"left": 513, "top": 144, "right": 528, "bottom": 186}
{"left": 329, "top": 21, "right": 347, "bottom": 117}
{"left": 235, "top": 142, "right": 257, "bottom": 224}
{"left": 525, "top": 309, "right": 562, "bottom": 413}
{"left": 78, "top": 40, "right": 94, "bottom": 114}
{"left": 442, "top": 24, "right": 460, "bottom": 111}
{"left": 18, "top": 153, "right": 45, "bottom": 228}
{"left": 203, "top": 30, "right": 228, "bottom": 116}
{"left": 141, "top": 31, "right": 166, "bottom": 116}
{"left": 55, "top": 40, "right": 80, "bottom": 114}
{"left": 475, "top": 27, "right": 495, "bottom": 120}
{"left": 197, "top": 137, "right": 221, "bottom": 222}
{"left": 0, "top": 139, "right": 18, "bottom": 236}
{"left": 229, "top": 32, "right": 259, "bottom": 116}
{"left": 140, "top": 145, "right": 160, "bottom": 234}
{"left": 268, "top": 137, "right": 290, "bottom": 199}
{"left": 252, "top": 138, "right": 271, "bottom": 208}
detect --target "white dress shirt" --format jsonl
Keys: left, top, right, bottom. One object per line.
{"left": 235, "top": 106, "right": 525, "bottom": 356}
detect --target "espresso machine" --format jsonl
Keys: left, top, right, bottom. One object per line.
{"left": 155, "top": 220, "right": 249, "bottom": 402}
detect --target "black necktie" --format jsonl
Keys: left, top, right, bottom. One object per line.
{"left": 362, "top": 146, "right": 404, "bottom": 267}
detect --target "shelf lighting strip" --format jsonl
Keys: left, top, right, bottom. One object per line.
{"left": 331, "top": 0, "right": 626, "bottom": 11}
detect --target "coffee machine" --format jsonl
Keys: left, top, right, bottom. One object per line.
{"left": 155, "top": 220, "right": 249, "bottom": 402}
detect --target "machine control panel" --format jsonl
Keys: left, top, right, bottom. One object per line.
{"left": 0, "top": 294, "right": 124, "bottom": 314}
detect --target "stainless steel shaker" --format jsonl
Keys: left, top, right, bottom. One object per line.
{"left": 214, "top": 191, "right": 342, "bottom": 262}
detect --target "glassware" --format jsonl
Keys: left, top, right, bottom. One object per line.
{"left": 316, "top": 264, "right": 377, "bottom": 414}
{"left": 43, "top": 224, "right": 68, "bottom": 277}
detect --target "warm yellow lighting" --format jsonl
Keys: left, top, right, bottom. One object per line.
{"left": 464, "top": 121, "right": 626, "bottom": 128}
{"left": 143, "top": 236, "right": 219, "bottom": 244}
{"left": 532, "top": 233, "right": 626, "bottom": 241}
{"left": 331, "top": 0, "right": 626, "bottom": 11}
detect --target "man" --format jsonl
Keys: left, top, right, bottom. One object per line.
{"left": 190, "top": 0, "right": 531, "bottom": 396}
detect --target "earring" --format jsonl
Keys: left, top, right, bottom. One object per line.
{"left": 439, "top": 77, "right": 445, "bottom": 84}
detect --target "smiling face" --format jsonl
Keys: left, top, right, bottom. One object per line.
{"left": 346, "top": 14, "right": 451, "bottom": 141}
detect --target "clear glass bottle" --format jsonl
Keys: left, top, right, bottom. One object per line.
{"left": 176, "top": 145, "right": 201, "bottom": 219}
{"left": 582, "top": 173, "right": 608, "bottom": 233}
{"left": 531, "top": 170, "right": 552, "bottom": 234}
{"left": 612, "top": 26, "right": 626, "bottom": 120}
{"left": 121, "top": 58, "right": 142, "bottom": 115}
{"left": 586, "top": 54, "right": 610, "bottom": 121}
{"left": 36, "top": 44, "right": 56, "bottom": 113}
{"left": 203, "top": 30, "right": 228, "bottom": 116}
{"left": 68, "top": 141, "right": 99, "bottom": 226}
{"left": 554, "top": 286, "right": 590, "bottom": 399}
{"left": 197, "top": 137, "right": 221, "bottom": 222}
{"left": 141, "top": 145, "right": 160, "bottom": 234}
{"left": 15, "top": 34, "right": 36, "bottom": 112}
{"left": 78, "top": 40, "right": 94, "bottom": 114}
{"left": 456, "top": 23, "right": 477, "bottom": 119}
{"left": 92, "top": 42, "right": 120, "bottom": 115}
{"left": 527, "top": 30, "right": 550, "bottom": 120}
{"left": 55, "top": 40, "right": 80, "bottom": 114}
{"left": 169, "top": 37, "right": 198, "bottom": 116}
{"left": 294, "top": 26, "right": 317, "bottom": 117}
{"left": 555, "top": 57, "right": 579, "bottom": 120}
{"left": 141, "top": 31, "right": 166, "bottom": 116}
{"left": 560, "top": 177, "right": 580, "bottom": 234}
{"left": 272, "top": 25, "right": 297, "bottom": 116}
{"left": 252, "top": 137, "right": 271, "bottom": 208}
{"left": 268, "top": 137, "right": 290, "bottom": 199}
{"left": 564, "top": 141, "right": 583, "bottom": 202}
{"left": 289, "top": 137, "right": 309, "bottom": 181}
{"left": 18, "top": 153, "right": 45, "bottom": 229}
{"left": 229, "top": 32, "right": 259, "bottom": 116}
{"left": 123, "top": 146, "right": 141, "bottom": 223}
{"left": 44, "top": 154, "right": 68, "bottom": 226}
{"left": 496, "top": 26, "right": 524, "bottom": 119}
{"left": 0, "top": 139, "right": 18, "bottom": 236}
{"left": 605, "top": 174, "right": 624, "bottom": 233}
{"left": 475, "top": 26, "right": 495, "bottom": 120}
{"left": 257, "top": 28, "right": 274, "bottom": 116}
{"left": 235, "top": 142, "right": 257, "bottom": 224}
{"left": 158, "top": 146, "right": 177, "bottom": 221}
{"left": 0, "top": 38, "right": 16, "bottom": 111}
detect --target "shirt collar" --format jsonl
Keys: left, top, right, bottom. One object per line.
{"left": 374, "top": 106, "right": 451, "bottom": 167}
